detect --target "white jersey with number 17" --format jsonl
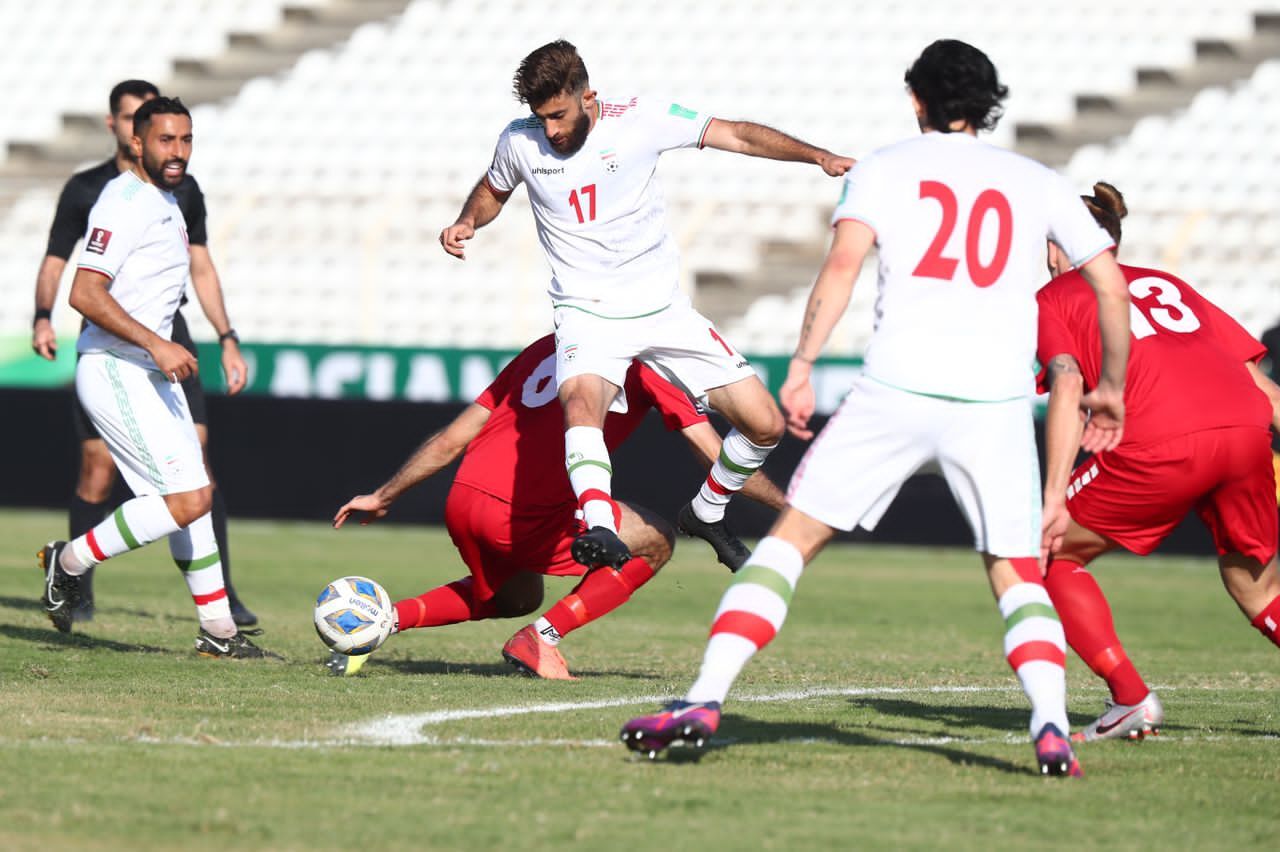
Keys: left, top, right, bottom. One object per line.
{"left": 485, "top": 95, "right": 713, "bottom": 318}
{"left": 833, "top": 132, "right": 1113, "bottom": 401}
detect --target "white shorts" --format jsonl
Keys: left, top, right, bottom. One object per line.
{"left": 76, "top": 353, "right": 210, "bottom": 497}
{"left": 553, "top": 292, "right": 758, "bottom": 410}
{"left": 787, "top": 376, "right": 1041, "bottom": 557}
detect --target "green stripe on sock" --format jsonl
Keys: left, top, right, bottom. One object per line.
{"left": 733, "top": 563, "right": 793, "bottom": 605}
{"left": 717, "top": 449, "right": 755, "bottom": 477}
{"left": 568, "top": 459, "right": 612, "bottom": 476}
{"left": 1004, "top": 602, "right": 1059, "bottom": 630}
{"left": 113, "top": 507, "right": 140, "bottom": 550}
{"left": 175, "top": 552, "right": 220, "bottom": 573}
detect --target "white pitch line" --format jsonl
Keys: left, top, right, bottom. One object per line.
{"left": 343, "top": 684, "right": 1025, "bottom": 747}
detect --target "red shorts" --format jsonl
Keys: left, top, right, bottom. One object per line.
{"left": 444, "top": 483, "right": 587, "bottom": 601}
{"left": 1066, "top": 426, "right": 1277, "bottom": 563}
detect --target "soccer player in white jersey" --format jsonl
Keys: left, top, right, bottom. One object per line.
{"left": 36, "top": 97, "right": 270, "bottom": 658}
{"left": 622, "top": 40, "right": 1132, "bottom": 777}
{"left": 440, "top": 40, "right": 853, "bottom": 575}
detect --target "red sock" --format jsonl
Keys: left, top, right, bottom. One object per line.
{"left": 542, "top": 557, "right": 656, "bottom": 638}
{"left": 1250, "top": 595, "right": 1280, "bottom": 647}
{"left": 394, "top": 577, "right": 500, "bottom": 631}
{"left": 1044, "top": 559, "right": 1149, "bottom": 705}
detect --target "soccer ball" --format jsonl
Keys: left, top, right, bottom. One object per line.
{"left": 313, "top": 576, "right": 394, "bottom": 655}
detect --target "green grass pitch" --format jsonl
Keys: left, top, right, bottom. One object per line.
{"left": 1, "top": 507, "right": 1276, "bottom": 850}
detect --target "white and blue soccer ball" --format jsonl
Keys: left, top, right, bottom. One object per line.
{"left": 313, "top": 576, "right": 394, "bottom": 655}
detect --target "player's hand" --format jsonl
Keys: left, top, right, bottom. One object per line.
{"left": 333, "top": 493, "right": 391, "bottom": 529}
{"left": 780, "top": 360, "right": 817, "bottom": 440}
{"left": 1040, "top": 494, "right": 1070, "bottom": 568}
{"left": 151, "top": 339, "right": 199, "bottom": 382}
{"left": 1080, "top": 382, "right": 1124, "bottom": 453}
{"left": 221, "top": 339, "right": 248, "bottom": 395}
{"left": 439, "top": 222, "right": 475, "bottom": 260}
{"left": 32, "top": 319, "right": 57, "bottom": 361}
{"left": 819, "top": 153, "right": 856, "bottom": 177}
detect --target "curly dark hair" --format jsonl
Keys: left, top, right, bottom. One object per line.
{"left": 904, "top": 40, "right": 1008, "bottom": 133}
{"left": 513, "top": 40, "right": 589, "bottom": 107}
{"left": 1082, "top": 181, "right": 1127, "bottom": 246}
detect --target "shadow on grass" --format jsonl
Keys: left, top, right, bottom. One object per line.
{"left": 0, "top": 623, "right": 170, "bottom": 654}
{"left": 374, "top": 657, "right": 662, "bottom": 680}
{"left": 709, "top": 712, "right": 1031, "bottom": 775}
{"left": 0, "top": 595, "right": 160, "bottom": 621}
{"left": 847, "top": 696, "right": 1029, "bottom": 735}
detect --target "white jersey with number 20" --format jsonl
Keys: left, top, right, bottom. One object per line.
{"left": 486, "top": 95, "right": 713, "bottom": 318}
{"left": 833, "top": 132, "right": 1113, "bottom": 401}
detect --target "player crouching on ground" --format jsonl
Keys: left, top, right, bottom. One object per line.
{"left": 37, "top": 97, "right": 272, "bottom": 659}
{"left": 329, "top": 335, "right": 784, "bottom": 678}
{"left": 1038, "top": 181, "right": 1280, "bottom": 741}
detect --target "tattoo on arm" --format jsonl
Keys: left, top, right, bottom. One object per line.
{"left": 1047, "top": 354, "right": 1082, "bottom": 385}
{"left": 798, "top": 298, "right": 822, "bottom": 352}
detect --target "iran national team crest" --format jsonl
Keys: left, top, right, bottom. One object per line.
{"left": 563, "top": 344, "right": 579, "bottom": 361}
{"left": 600, "top": 148, "right": 619, "bottom": 174}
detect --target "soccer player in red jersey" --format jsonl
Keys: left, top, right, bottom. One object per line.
{"left": 1038, "top": 182, "right": 1280, "bottom": 741}
{"left": 331, "top": 335, "right": 783, "bottom": 678}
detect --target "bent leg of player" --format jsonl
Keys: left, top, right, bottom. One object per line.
{"left": 1044, "top": 558, "right": 1160, "bottom": 741}
{"left": 513, "top": 502, "right": 671, "bottom": 679}
{"left": 649, "top": 304, "right": 779, "bottom": 570}
{"left": 622, "top": 510, "right": 829, "bottom": 759}
{"left": 395, "top": 576, "right": 503, "bottom": 630}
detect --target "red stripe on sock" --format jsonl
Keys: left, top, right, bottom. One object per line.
{"left": 85, "top": 528, "right": 107, "bottom": 561}
{"left": 1007, "top": 640, "right": 1066, "bottom": 670}
{"left": 705, "top": 475, "right": 733, "bottom": 496}
{"left": 192, "top": 588, "right": 228, "bottom": 605}
{"left": 578, "top": 488, "right": 621, "bottom": 527}
{"left": 710, "top": 610, "right": 777, "bottom": 649}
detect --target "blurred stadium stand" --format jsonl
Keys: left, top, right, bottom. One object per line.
{"left": 1, "top": 0, "right": 1277, "bottom": 353}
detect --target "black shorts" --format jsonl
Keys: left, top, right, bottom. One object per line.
{"left": 73, "top": 310, "right": 208, "bottom": 442}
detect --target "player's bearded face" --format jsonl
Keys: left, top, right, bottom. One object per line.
{"left": 542, "top": 98, "right": 591, "bottom": 156}
{"left": 133, "top": 114, "right": 192, "bottom": 189}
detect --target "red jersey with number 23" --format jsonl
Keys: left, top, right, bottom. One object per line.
{"left": 1037, "top": 263, "right": 1269, "bottom": 446}
{"left": 453, "top": 334, "right": 706, "bottom": 508}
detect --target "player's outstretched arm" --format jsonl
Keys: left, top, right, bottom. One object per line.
{"left": 333, "top": 403, "right": 492, "bottom": 528}
{"left": 680, "top": 421, "right": 786, "bottom": 510}
{"left": 31, "top": 255, "right": 67, "bottom": 360}
{"left": 188, "top": 245, "right": 247, "bottom": 394}
{"left": 701, "top": 119, "right": 854, "bottom": 176}
{"left": 781, "top": 219, "right": 873, "bottom": 439}
{"left": 69, "top": 268, "right": 197, "bottom": 380}
{"left": 1076, "top": 250, "right": 1130, "bottom": 453}
{"left": 1040, "top": 354, "right": 1086, "bottom": 565}
{"left": 439, "top": 177, "right": 513, "bottom": 260}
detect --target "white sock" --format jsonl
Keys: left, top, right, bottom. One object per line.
{"left": 565, "top": 425, "right": 618, "bottom": 532}
{"left": 65, "top": 495, "right": 181, "bottom": 575}
{"left": 998, "top": 583, "right": 1069, "bottom": 736}
{"left": 532, "top": 617, "right": 562, "bottom": 646}
{"left": 691, "top": 430, "right": 775, "bottom": 523}
{"left": 170, "top": 513, "right": 234, "bottom": 638}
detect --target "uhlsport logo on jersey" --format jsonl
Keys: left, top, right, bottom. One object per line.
{"left": 600, "top": 148, "right": 619, "bottom": 174}
{"left": 86, "top": 227, "right": 112, "bottom": 254}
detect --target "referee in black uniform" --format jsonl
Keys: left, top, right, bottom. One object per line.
{"left": 31, "top": 79, "right": 257, "bottom": 626}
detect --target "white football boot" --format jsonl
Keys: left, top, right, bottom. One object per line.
{"left": 1072, "top": 692, "right": 1164, "bottom": 742}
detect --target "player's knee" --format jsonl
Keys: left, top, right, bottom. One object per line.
{"left": 163, "top": 487, "right": 212, "bottom": 528}
{"left": 741, "top": 407, "right": 785, "bottom": 447}
{"left": 627, "top": 517, "right": 675, "bottom": 570}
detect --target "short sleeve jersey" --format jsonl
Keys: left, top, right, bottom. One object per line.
{"left": 1037, "top": 263, "right": 1270, "bottom": 446}
{"left": 485, "top": 96, "right": 713, "bottom": 317}
{"left": 75, "top": 172, "right": 191, "bottom": 369}
{"left": 455, "top": 335, "right": 707, "bottom": 508}
{"left": 47, "top": 158, "right": 208, "bottom": 259}
{"left": 832, "top": 132, "right": 1114, "bottom": 401}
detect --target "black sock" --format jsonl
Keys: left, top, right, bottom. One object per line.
{"left": 211, "top": 488, "right": 241, "bottom": 605}
{"left": 70, "top": 495, "right": 108, "bottom": 539}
